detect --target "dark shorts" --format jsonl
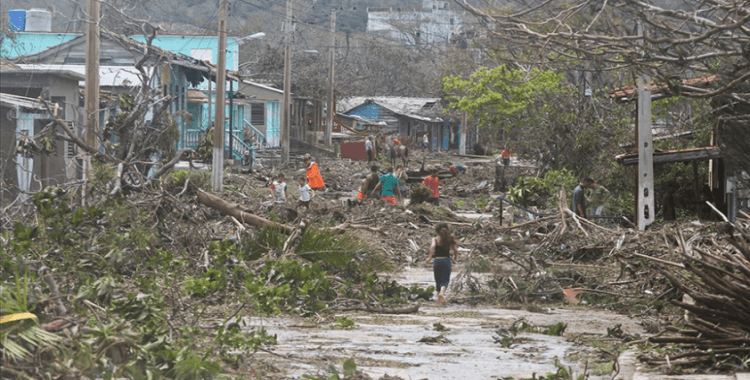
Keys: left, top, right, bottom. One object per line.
{"left": 503, "top": 158, "right": 510, "bottom": 166}
{"left": 297, "top": 200, "right": 310, "bottom": 209}
{"left": 433, "top": 257, "right": 452, "bottom": 290}
{"left": 427, "top": 197, "right": 439, "bottom": 205}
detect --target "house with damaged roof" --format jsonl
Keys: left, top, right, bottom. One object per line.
{"left": 337, "top": 97, "right": 472, "bottom": 151}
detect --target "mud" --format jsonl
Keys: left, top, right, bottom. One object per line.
{"left": 242, "top": 265, "right": 644, "bottom": 380}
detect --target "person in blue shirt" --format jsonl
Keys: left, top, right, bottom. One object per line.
{"left": 447, "top": 162, "right": 467, "bottom": 177}
{"left": 572, "top": 177, "right": 596, "bottom": 218}
{"left": 370, "top": 166, "right": 402, "bottom": 205}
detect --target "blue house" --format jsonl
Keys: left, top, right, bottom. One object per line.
{"left": 3, "top": 28, "right": 283, "bottom": 156}
{"left": 337, "top": 97, "right": 465, "bottom": 151}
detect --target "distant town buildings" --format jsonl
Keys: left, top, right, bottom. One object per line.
{"left": 366, "top": 0, "right": 463, "bottom": 45}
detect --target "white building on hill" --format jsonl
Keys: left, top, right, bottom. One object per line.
{"left": 366, "top": 0, "right": 463, "bottom": 45}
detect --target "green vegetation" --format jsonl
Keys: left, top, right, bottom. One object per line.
{"left": 507, "top": 169, "right": 577, "bottom": 208}
{"left": 0, "top": 186, "right": 430, "bottom": 379}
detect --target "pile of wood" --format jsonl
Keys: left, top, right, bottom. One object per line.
{"left": 641, "top": 221, "right": 750, "bottom": 371}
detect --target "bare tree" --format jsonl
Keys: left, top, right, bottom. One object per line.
{"left": 456, "top": 0, "right": 750, "bottom": 175}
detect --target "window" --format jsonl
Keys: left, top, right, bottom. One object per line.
{"left": 250, "top": 103, "right": 265, "bottom": 127}
{"left": 450, "top": 18, "right": 454, "bottom": 25}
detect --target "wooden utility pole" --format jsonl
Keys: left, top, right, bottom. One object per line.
{"left": 212, "top": 0, "right": 228, "bottom": 191}
{"left": 325, "top": 10, "right": 336, "bottom": 147}
{"left": 459, "top": 113, "right": 467, "bottom": 155}
{"left": 281, "top": 0, "right": 292, "bottom": 163}
{"left": 84, "top": 0, "right": 100, "bottom": 149}
{"left": 207, "top": 79, "right": 212, "bottom": 134}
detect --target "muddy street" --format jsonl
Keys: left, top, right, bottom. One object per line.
{"left": 241, "top": 265, "right": 645, "bottom": 380}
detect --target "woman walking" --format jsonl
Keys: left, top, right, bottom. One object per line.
{"left": 425, "top": 222, "right": 459, "bottom": 306}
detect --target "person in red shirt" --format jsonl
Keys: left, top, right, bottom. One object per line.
{"left": 501, "top": 147, "right": 513, "bottom": 167}
{"left": 422, "top": 169, "right": 440, "bottom": 205}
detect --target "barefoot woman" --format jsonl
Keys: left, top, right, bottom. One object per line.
{"left": 425, "top": 222, "right": 459, "bottom": 305}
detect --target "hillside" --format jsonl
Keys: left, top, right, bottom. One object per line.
{"left": 0, "top": 0, "right": 441, "bottom": 34}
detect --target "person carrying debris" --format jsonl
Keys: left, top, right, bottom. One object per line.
{"left": 422, "top": 168, "right": 440, "bottom": 205}
{"left": 572, "top": 177, "right": 596, "bottom": 218}
{"left": 270, "top": 173, "right": 288, "bottom": 203}
{"left": 447, "top": 162, "right": 467, "bottom": 177}
{"left": 358, "top": 165, "right": 381, "bottom": 200}
{"left": 370, "top": 166, "right": 401, "bottom": 205}
{"left": 365, "top": 136, "right": 374, "bottom": 163}
{"left": 303, "top": 154, "right": 325, "bottom": 190}
{"left": 425, "top": 222, "right": 459, "bottom": 306}
{"left": 587, "top": 183, "right": 610, "bottom": 216}
{"left": 501, "top": 147, "right": 513, "bottom": 166}
{"left": 296, "top": 176, "right": 315, "bottom": 209}
{"left": 395, "top": 164, "right": 409, "bottom": 198}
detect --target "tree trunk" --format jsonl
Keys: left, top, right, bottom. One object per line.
{"left": 196, "top": 190, "right": 294, "bottom": 232}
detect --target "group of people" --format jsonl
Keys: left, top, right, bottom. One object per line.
{"left": 269, "top": 149, "right": 614, "bottom": 306}
{"left": 571, "top": 177, "right": 611, "bottom": 219}
{"left": 269, "top": 154, "right": 324, "bottom": 209}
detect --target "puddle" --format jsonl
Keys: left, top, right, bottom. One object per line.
{"left": 248, "top": 314, "right": 581, "bottom": 379}
{"left": 239, "top": 258, "right": 642, "bottom": 379}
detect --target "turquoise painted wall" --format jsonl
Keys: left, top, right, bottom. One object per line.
{"left": 347, "top": 103, "right": 381, "bottom": 120}
{"left": 1, "top": 32, "right": 239, "bottom": 70}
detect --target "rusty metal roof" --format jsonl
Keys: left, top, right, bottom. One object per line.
{"left": 606, "top": 75, "right": 718, "bottom": 101}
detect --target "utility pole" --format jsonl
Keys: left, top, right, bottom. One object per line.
{"left": 212, "top": 0, "right": 228, "bottom": 191}
{"left": 84, "top": 0, "right": 100, "bottom": 149}
{"left": 635, "top": 20, "right": 654, "bottom": 230}
{"left": 83, "top": 0, "right": 100, "bottom": 204}
{"left": 325, "top": 10, "right": 336, "bottom": 147}
{"left": 281, "top": 0, "right": 292, "bottom": 164}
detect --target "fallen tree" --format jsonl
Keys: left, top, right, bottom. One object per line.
{"left": 639, "top": 222, "right": 750, "bottom": 371}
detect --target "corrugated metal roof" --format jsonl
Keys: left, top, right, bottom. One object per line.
{"left": 607, "top": 75, "right": 718, "bottom": 101}
{"left": 338, "top": 97, "right": 441, "bottom": 116}
{"left": 0, "top": 93, "right": 47, "bottom": 110}
{"left": 15, "top": 64, "right": 151, "bottom": 87}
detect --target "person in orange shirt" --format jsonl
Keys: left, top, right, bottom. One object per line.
{"left": 422, "top": 168, "right": 440, "bottom": 205}
{"left": 303, "top": 154, "right": 325, "bottom": 190}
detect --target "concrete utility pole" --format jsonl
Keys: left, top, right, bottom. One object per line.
{"left": 325, "top": 10, "right": 336, "bottom": 147}
{"left": 84, "top": 0, "right": 100, "bottom": 149}
{"left": 281, "top": 0, "right": 292, "bottom": 164}
{"left": 212, "top": 0, "right": 228, "bottom": 191}
{"left": 637, "top": 76, "right": 655, "bottom": 230}
{"left": 634, "top": 20, "right": 654, "bottom": 230}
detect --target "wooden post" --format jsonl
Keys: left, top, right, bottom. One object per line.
{"left": 212, "top": 0, "right": 227, "bottom": 191}
{"left": 637, "top": 75, "right": 654, "bottom": 230}
{"left": 281, "top": 0, "right": 292, "bottom": 164}
{"left": 228, "top": 80, "right": 234, "bottom": 161}
{"left": 459, "top": 113, "right": 467, "bottom": 155}
{"left": 325, "top": 10, "right": 336, "bottom": 147}
{"left": 207, "top": 78, "right": 212, "bottom": 130}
